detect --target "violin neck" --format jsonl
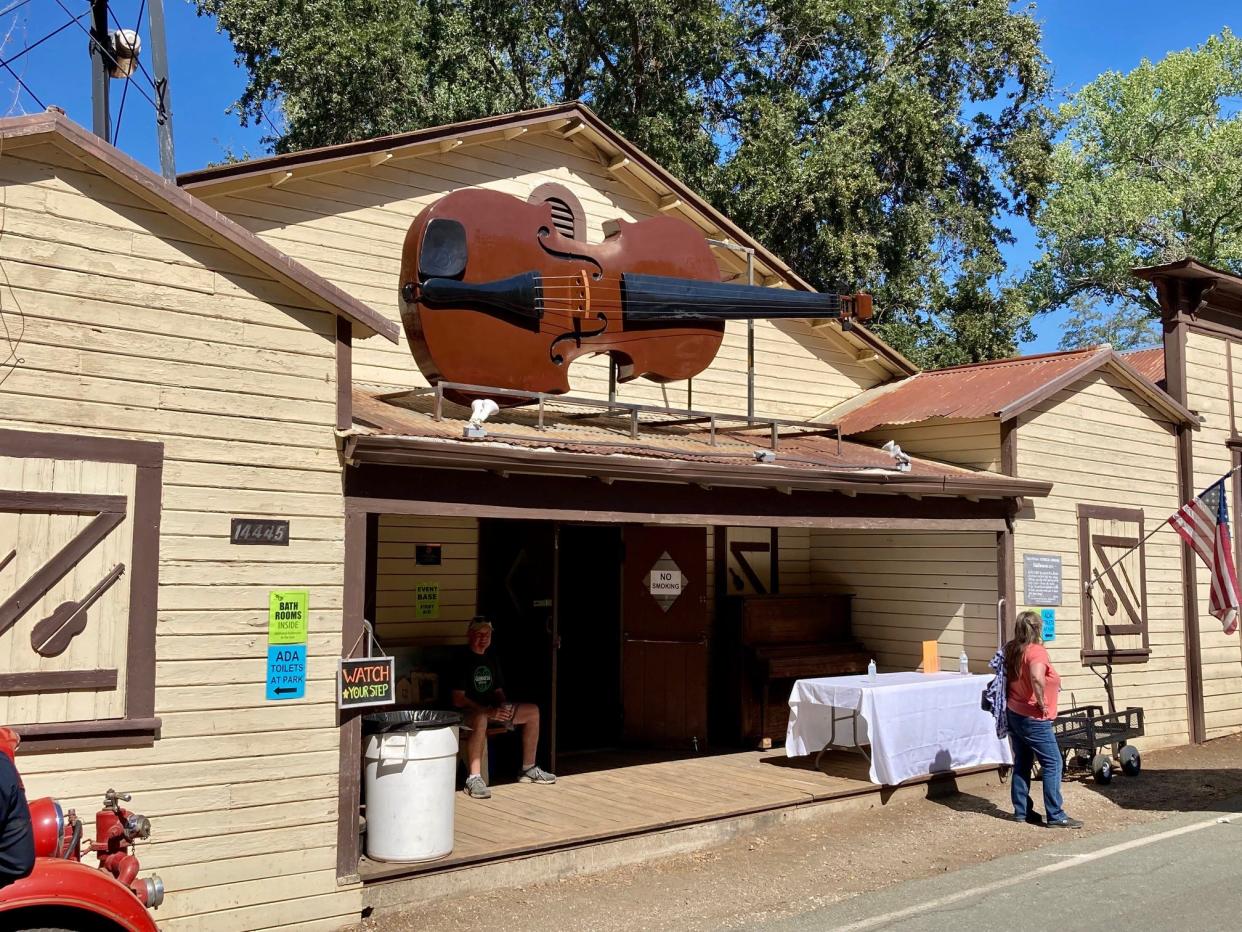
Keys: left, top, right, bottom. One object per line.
{"left": 621, "top": 273, "right": 866, "bottom": 322}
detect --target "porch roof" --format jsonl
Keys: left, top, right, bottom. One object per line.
{"left": 346, "top": 389, "right": 1051, "bottom": 501}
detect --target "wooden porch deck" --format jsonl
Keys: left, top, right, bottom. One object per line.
{"left": 359, "top": 749, "right": 883, "bottom": 882}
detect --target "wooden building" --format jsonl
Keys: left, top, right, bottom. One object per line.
{"left": 0, "top": 101, "right": 1238, "bottom": 927}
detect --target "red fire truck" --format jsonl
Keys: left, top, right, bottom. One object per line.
{"left": 0, "top": 729, "right": 161, "bottom": 932}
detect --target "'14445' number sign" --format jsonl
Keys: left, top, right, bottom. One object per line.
{"left": 231, "top": 518, "right": 289, "bottom": 546}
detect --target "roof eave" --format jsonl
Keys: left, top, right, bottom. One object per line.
{"left": 347, "top": 433, "right": 1051, "bottom": 499}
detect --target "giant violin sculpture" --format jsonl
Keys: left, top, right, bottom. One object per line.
{"left": 399, "top": 189, "right": 873, "bottom": 400}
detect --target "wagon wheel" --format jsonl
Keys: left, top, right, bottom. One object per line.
{"left": 1120, "top": 744, "right": 1141, "bottom": 776}
{"left": 1091, "top": 754, "right": 1114, "bottom": 785}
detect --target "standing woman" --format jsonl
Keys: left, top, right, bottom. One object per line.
{"left": 1005, "top": 610, "right": 1083, "bottom": 829}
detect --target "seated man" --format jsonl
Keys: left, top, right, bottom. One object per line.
{"left": 452, "top": 616, "right": 556, "bottom": 799}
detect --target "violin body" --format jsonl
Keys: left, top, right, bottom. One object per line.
{"left": 399, "top": 188, "right": 725, "bottom": 398}
{"left": 399, "top": 189, "right": 872, "bottom": 401}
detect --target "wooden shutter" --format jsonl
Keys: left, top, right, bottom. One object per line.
{"left": 0, "top": 429, "right": 162, "bottom": 751}
{"left": 1077, "top": 504, "right": 1150, "bottom": 665}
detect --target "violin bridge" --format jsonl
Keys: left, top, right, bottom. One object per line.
{"left": 569, "top": 269, "right": 592, "bottom": 318}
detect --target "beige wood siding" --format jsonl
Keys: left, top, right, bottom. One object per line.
{"left": 374, "top": 514, "right": 478, "bottom": 643}
{"left": 856, "top": 418, "right": 1001, "bottom": 472}
{"left": 194, "top": 130, "right": 888, "bottom": 419}
{"left": 1015, "top": 370, "right": 1188, "bottom": 749}
{"left": 1185, "top": 330, "right": 1242, "bottom": 739}
{"left": 0, "top": 145, "right": 358, "bottom": 929}
{"left": 807, "top": 529, "right": 999, "bottom": 672}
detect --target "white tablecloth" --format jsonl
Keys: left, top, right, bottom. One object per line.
{"left": 785, "top": 671, "right": 1013, "bottom": 785}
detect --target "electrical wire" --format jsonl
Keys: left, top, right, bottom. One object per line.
{"left": 50, "top": 0, "right": 161, "bottom": 114}
{"left": 111, "top": 0, "right": 147, "bottom": 143}
{"left": 0, "top": 56, "right": 41, "bottom": 109}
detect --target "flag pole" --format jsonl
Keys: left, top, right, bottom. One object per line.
{"left": 1085, "top": 463, "right": 1242, "bottom": 593}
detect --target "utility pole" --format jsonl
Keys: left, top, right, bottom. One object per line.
{"left": 89, "top": 0, "right": 111, "bottom": 143}
{"left": 148, "top": 0, "right": 176, "bottom": 180}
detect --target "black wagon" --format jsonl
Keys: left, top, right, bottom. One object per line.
{"left": 1050, "top": 704, "right": 1145, "bottom": 784}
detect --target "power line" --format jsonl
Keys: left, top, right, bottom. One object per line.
{"left": 112, "top": 0, "right": 147, "bottom": 143}
{"left": 0, "top": 9, "right": 89, "bottom": 71}
{"left": 106, "top": 0, "right": 157, "bottom": 94}
{"left": 50, "top": 0, "right": 161, "bottom": 115}
{"left": 0, "top": 57, "right": 41, "bottom": 109}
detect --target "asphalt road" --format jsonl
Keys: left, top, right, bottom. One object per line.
{"left": 753, "top": 797, "right": 1242, "bottom": 932}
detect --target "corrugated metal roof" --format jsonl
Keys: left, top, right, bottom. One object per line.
{"left": 827, "top": 348, "right": 1109, "bottom": 435}
{"left": 350, "top": 388, "right": 1049, "bottom": 497}
{"left": 1121, "top": 347, "right": 1165, "bottom": 387}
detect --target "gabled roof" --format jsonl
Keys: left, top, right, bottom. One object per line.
{"left": 177, "top": 101, "right": 914, "bottom": 375}
{"left": 822, "top": 345, "right": 1196, "bottom": 435}
{"left": 1120, "top": 346, "right": 1165, "bottom": 389}
{"left": 0, "top": 111, "right": 399, "bottom": 342}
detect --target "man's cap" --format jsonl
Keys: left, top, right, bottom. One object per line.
{"left": 468, "top": 616, "right": 493, "bottom": 631}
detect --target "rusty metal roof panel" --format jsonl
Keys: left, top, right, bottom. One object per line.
{"left": 828, "top": 348, "right": 1109, "bottom": 435}
{"left": 351, "top": 388, "right": 1052, "bottom": 498}
{"left": 1120, "top": 347, "right": 1165, "bottom": 387}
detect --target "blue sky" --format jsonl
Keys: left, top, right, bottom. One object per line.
{"left": 2, "top": 1, "right": 1235, "bottom": 352}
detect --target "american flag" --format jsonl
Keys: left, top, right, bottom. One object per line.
{"left": 1170, "top": 480, "right": 1241, "bottom": 635}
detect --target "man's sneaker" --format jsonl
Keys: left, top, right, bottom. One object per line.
{"left": 1048, "top": 816, "right": 1083, "bottom": 829}
{"left": 464, "top": 774, "right": 491, "bottom": 799}
{"left": 519, "top": 765, "right": 557, "bottom": 785}
{"left": 1014, "top": 812, "right": 1044, "bottom": 826}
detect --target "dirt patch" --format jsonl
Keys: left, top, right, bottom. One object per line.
{"left": 357, "top": 734, "right": 1242, "bottom": 931}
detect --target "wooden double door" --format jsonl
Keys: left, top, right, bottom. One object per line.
{"left": 479, "top": 521, "right": 709, "bottom": 760}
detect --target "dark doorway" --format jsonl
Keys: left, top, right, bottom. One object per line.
{"left": 477, "top": 519, "right": 555, "bottom": 773}
{"left": 556, "top": 525, "right": 623, "bottom": 753}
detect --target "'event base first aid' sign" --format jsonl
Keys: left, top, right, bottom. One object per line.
{"left": 267, "top": 590, "right": 308, "bottom": 700}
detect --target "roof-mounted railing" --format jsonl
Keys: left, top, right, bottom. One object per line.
{"left": 394, "top": 380, "right": 842, "bottom": 453}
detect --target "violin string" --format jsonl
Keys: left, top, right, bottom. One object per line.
{"left": 531, "top": 289, "right": 847, "bottom": 307}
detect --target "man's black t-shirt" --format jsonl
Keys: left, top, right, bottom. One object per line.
{"left": 452, "top": 648, "right": 505, "bottom": 706}
{"left": 0, "top": 755, "right": 34, "bottom": 885}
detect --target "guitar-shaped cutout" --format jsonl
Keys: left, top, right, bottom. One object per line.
{"left": 30, "top": 563, "right": 125, "bottom": 657}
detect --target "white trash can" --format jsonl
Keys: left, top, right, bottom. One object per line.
{"left": 363, "top": 710, "right": 461, "bottom": 862}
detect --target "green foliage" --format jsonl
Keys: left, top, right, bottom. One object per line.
{"left": 1024, "top": 30, "right": 1242, "bottom": 347}
{"left": 1058, "top": 297, "right": 1159, "bottom": 352}
{"left": 197, "top": 0, "right": 1055, "bottom": 368}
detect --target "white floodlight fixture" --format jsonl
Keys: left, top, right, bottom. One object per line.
{"left": 881, "top": 439, "right": 912, "bottom": 473}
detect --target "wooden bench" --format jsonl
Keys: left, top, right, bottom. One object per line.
{"left": 387, "top": 636, "right": 513, "bottom": 784}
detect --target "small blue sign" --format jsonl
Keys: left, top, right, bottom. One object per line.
{"left": 266, "top": 644, "right": 306, "bottom": 700}
{"left": 1041, "top": 608, "right": 1056, "bottom": 642}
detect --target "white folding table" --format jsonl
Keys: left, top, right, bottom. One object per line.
{"left": 785, "top": 671, "right": 1013, "bottom": 786}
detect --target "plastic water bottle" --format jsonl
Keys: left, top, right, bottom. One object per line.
{"left": 867, "top": 659, "right": 877, "bottom": 683}
{"left": 959, "top": 650, "right": 970, "bottom": 675}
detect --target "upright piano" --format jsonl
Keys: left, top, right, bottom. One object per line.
{"left": 730, "top": 594, "right": 869, "bottom": 747}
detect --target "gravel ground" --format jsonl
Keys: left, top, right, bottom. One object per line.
{"left": 358, "top": 734, "right": 1242, "bottom": 932}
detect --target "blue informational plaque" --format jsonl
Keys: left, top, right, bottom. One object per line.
{"left": 1041, "top": 608, "right": 1056, "bottom": 642}
{"left": 266, "top": 644, "right": 307, "bottom": 700}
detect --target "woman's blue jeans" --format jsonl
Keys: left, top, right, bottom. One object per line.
{"left": 1006, "top": 709, "right": 1067, "bottom": 823}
